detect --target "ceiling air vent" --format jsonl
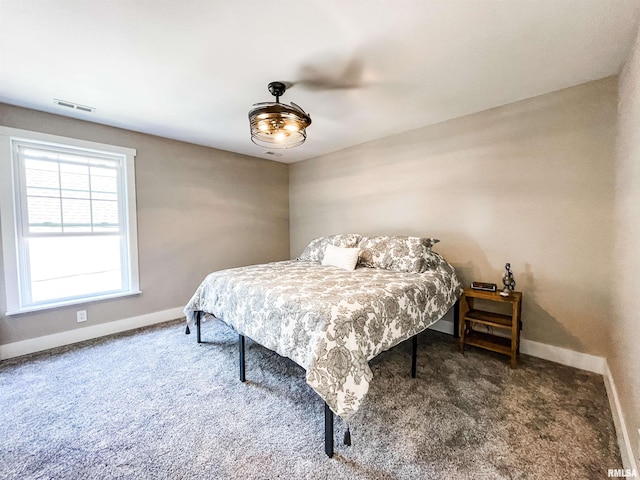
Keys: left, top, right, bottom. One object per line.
{"left": 54, "top": 99, "right": 95, "bottom": 113}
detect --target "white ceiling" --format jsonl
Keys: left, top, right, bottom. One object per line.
{"left": 1, "top": 1, "right": 639, "bottom": 164}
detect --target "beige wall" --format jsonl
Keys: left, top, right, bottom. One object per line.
{"left": 0, "top": 104, "right": 290, "bottom": 345}
{"left": 613, "top": 26, "right": 640, "bottom": 468}
{"left": 290, "top": 77, "right": 617, "bottom": 357}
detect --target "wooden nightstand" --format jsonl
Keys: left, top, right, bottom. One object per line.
{"left": 459, "top": 288, "right": 522, "bottom": 368}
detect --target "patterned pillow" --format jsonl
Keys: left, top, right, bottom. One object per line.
{"left": 421, "top": 238, "right": 440, "bottom": 249}
{"left": 423, "top": 249, "right": 445, "bottom": 270}
{"left": 298, "top": 234, "right": 361, "bottom": 263}
{"left": 357, "top": 235, "right": 427, "bottom": 273}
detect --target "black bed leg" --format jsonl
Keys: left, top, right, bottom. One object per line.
{"left": 196, "top": 312, "right": 202, "bottom": 344}
{"left": 324, "top": 403, "right": 334, "bottom": 458}
{"left": 411, "top": 335, "right": 418, "bottom": 378}
{"left": 239, "top": 334, "right": 246, "bottom": 383}
{"left": 453, "top": 299, "right": 460, "bottom": 339}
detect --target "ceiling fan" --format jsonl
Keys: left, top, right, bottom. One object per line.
{"left": 248, "top": 82, "right": 312, "bottom": 149}
{"left": 247, "top": 53, "right": 369, "bottom": 149}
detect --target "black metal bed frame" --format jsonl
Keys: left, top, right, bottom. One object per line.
{"left": 187, "top": 302, "right": 459, "bottom": 458}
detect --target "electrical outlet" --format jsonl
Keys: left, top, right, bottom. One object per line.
{"left": 76, "top": 310, "right": 87, "bottom": 323}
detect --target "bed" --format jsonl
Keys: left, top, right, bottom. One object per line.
{"left": 184, "top": 234, "right": 462, "bottom": 457}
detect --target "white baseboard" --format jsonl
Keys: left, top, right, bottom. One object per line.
{"left": 430, "top": 317, "right": 606, "bottom": 374}
{"left": 0, "top": 306, "right": 185, "bottom": 360}
{"left": 519, "top": 338, "right": 606, "bottom": 374}
{"left": 603, "top": 363, "right": 638, "bottom": 474}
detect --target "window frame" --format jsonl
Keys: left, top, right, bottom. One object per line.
{"left": 0, "top": 127, "right": 140, "bottom": 315}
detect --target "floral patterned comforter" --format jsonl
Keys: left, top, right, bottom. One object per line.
{"left": 184, "top": 259, "right": 462, "bottom": 420}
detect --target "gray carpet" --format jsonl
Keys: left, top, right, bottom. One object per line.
{"left": 0, "top": 319, "right": 621, "bottom": 479}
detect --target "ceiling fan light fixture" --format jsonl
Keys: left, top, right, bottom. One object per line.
{"left": 249, "top": 82, "right": 311, "bottom": 149}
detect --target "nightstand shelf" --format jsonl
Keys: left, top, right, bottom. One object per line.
{"left": 463, "top": 330, "right": 511, "bottom": 355}
{"left": 465, "top": 309, "right": 513, "bottom": 329}
{"left": 459, "top": 288, "right": 522, "bottom": 368}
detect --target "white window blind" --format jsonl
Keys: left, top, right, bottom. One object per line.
{"left": 0, "top": 128, "right": 140, "bottom": 314}
{"left": 18, "top": 144, "right": 122, "bottom": 235}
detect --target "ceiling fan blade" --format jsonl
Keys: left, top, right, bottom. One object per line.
{"left": 289, "top": 102, "right": 307, "bottom": 114}
{"left": 251, "top": 101, "right": 275, "bottom": 107}
{"left": 294, "top": 56, "right": 366, "bottom": 90}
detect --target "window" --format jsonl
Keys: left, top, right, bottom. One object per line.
{"left": 0, "top": 127, "right": 140, "bottom": 314}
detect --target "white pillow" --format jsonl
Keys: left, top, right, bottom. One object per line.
{"left": 321, "top": 244, "right": 361, "bottom": 271}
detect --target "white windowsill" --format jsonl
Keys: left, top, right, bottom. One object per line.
{"left": 5, "top": 290, "right": 142, "bottom": 316}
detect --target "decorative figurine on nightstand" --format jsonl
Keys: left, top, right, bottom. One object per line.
{"left": 500, "top": 263, "right": 516, "bottom": 297}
